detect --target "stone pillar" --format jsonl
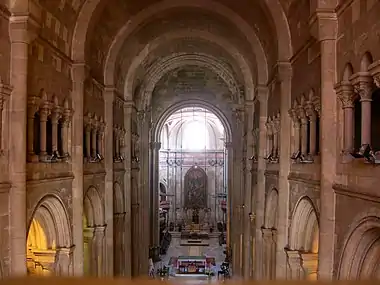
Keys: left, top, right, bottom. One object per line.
{"left": 114, "top": 212, "right": 126, "bottom": 276}
{"left": 93, "top": 226, "right": 106, "bottom": 277}
{"left": 85, "top": 116, "right": 92, "bottom": 159}
{"left": 225, "top": 141, "right": 233, "bottom": 260}
{"left": 336, "top": 82, "right": 355, "bottom": 154}
{"left": 273, "top": 114, "right": 280, "bottom": 158}
{"left": 8, "top": 15, "right": 38, "bottom": 276}
{"left": 150, "top": 141, "right": 161, "bottom": 248}
{"left": 297, "top": 104, "right": 308, "bottom": 156}
{"left": 350, "top": 74, "right": 374, "bottom": 145}
{"left": 91, "top": 116, "right": 98, "bottom": 158}
{"left": 309, "top": 11, "right": 337, "bottom": 280}
{"left": 55, "top": 248, "right": 73, "bottom": 276}
{"left": 262, "top": 228, "right": 272, "bottom": 279}
{"left": 286, "top": 250, "right": 303, "bottom": 280}
{"left": 276, "top": 63, "right": 292, "bottom": 279}
{"left": 103, "top": 88, "right": 114, "bottom": 276}
{"left": 123, "top": 101, "right": 133, "bottom": 277}
{"left": 305, "top": 101, "right": 318, "bottom": 156}
{"left": 254, "top": 86, "right": 268, "bottom": 280}
{"left": 27, "top": 96, "right": 39, "bottom": 161}
{"left": 265, "top": 118, "right": 273, "bottom": 157}
{"left": 62, "top": 101, "right": 71, "bottom": 157}
{"left": 51, "top": 104, "right": 61, "bottom": 155}
{"left": 98, "top": 118, "right": 105, "bottom": 158}
{"left": 243, "top": 100, "right": 254, "bottom": 279}
{"left": 114, "top": 126, "right": 120, "bottom": 159}
{"left": 289, "top": 108, "right": 300, "bottom": 155}
{"left": 71, "top": 63, "right": 87, "bottom": 275}
{"left": 300, "top": 252, "right": 318, "bottom": 280}
{"left": 39, "top": 100, "right": 49, "bottom": 160}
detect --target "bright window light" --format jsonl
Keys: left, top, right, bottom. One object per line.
{"left": 183, "top": 121, "right": 208, "bottom": 150}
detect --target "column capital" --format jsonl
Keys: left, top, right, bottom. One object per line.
{"left": 71, "top": 62, "right": 89, "bottom": 82}
{"left": 286, "top": 249, "right": 302, "bottom": 268}
{"left": 150, "top": 141, "right": 161, "bottom": 150}
{"left": 103, "top": 86, "right": 115, "bottom": 102}
{"left": 9, "top": 15, "right": 40, "bottom": 44}
{"left": 349, "top": 72, "right": 374, "bottom": 101}
{"left": 255, "top": 85, "right": 268, "bottom": 102}
{"left": 368, "top": 60, "right": 380, "bottom": 88}
{"left": 309, "top": 10, "right": 337, "bottom": 41}
{"left": 276, "top": 61, "right": 293, "bottom": 81}
{"left": 335, "top": 81, "right": 355, "bottom": 108}
{"left": 224, "top": 141, "right": 233, "bottom": 149}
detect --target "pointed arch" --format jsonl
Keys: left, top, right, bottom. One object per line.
{"left": 113, "top": 182, "right": 124, "bottom": 214}
{"left": 27, "top": 195, "right": 72, "bottom": 249}
{"left": 264, "top": 188, "right": 279, "bottom": 229}
{"left": 84, "top": 186, "right": 105, "bottom": 227}
{"left": 289, "top": 196, "right": 319, "bottom": 252}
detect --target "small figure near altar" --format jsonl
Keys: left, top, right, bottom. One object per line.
{"left": 192, "top": 208, "right": 199, "bottom": 224}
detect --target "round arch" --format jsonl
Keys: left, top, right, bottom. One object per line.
{"left": 113, "top": 182, "right": 124, "bottom": 214}
{"left": 115, "top": 29, "right": 259, "bottom": 96}
{"left": 289, "top": 196, "right": 319, "bottom": 252}
{"left": 72, "top": 0, "right": 291, "bottom": 71}
{"left": 131, "top": 53, "right": 244, "bottom": 108}
{"left": 338, "top": 210, "right": 380, "bottom": 280}
{"left": 84, "top": 187, "right": 105, "bottom": 227}
{"left": 27, "top": 195, "right": 72, "bottom": 249}
{"left": 264, "top": 188, "right": 279, "bottom": 229}
{"left": 152, "top": 99, "right": 232, "bottom": 144}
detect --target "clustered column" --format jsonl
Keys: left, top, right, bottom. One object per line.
{"left": 265, "top": 113, "right": 280, "bottom": 162}
{"left": 261, "top": 228, "right": 277, "bottom": 280}
{"left": 114, "top": 125, "right": 125, "bottom": 162}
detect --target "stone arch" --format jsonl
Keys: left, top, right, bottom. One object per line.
{"left": 152, "top": 99, "right": 232, "bottom": 144}
{"left": 83, "top": 187, "right": 105, "bottom": 227}
{"left": 264, "top": 188, "right": 279, "bottom": 229}
{"left": 360, "top": 52, "right": 374, "bottom": 72}
{"left": 289, "top": 196, "right": 319, "bottom": 252}
{"left": 28, "top": 194, "right": 72, "bottom": 249}
{"left": 72, "top": 0, "right": 292, "bottom": 74}
{"left": 338, "top": 209, "right": 380, "bottom": 280}
{"left": 342, "top": 63, "right": 354, "bottom": 81}
{"left": 116, "top": 29, "right": 259, "bottom": 97}
{"left": 133, "top": 53, "right": 243, "bottom": 109}
{"left": 113, "top": 182, "right": 124, "bottom": 214}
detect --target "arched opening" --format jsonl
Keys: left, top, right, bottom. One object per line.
{"left": 287, "top": 197, "right": 319, "bottom": 280}
{"left": 338, "top": 215, "right": 380, "bottom": 280}
{"left": 26, "top": 196, "right": 72, "bottom": 276}
{"left": 262, "top": 189, "right": 279, "bottom": 280}
{"left": 83, "top": 187, "right": 105, "bottom": 277}
{"left": 155, "top": 104, "right": 229, "bottom": 271}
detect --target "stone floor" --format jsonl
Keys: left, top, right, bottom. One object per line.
{"left": 155, "top": 236, "right": 227, "bottom": 283}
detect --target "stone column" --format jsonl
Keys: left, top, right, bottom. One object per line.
{"left": 254, "top": 86, "right": 268, "bottom": 280}
{"left": 27, "top": 96, "right": 39, "bottom": 161}
{"left": 114, "top": 126, "right": 120, "bottom": 159}
{"left": 85, "top": 119, "right": 92, "bottom": 159}
{"left": 91, "top": 116, "right": 98, "bottom": 158}
{"left": 276, "top": 63, "right": 292, "bottom": 279}
{"left": 309, "top": 11, "right": 337, "bottom": 280}
{"left": 83, "top": 227, "right": 94, "bottom": 275}
{"left": 51, "top": 104, "right": 61, "bottom": 155}
{"left": 286, "top": 250, "right": 303, "bottom": 280}
{"left": 123, "top": 100, "right": 133, "bottom": 277}
{"left": 270, "top": 230, "right": 277, "bottom": 279}
{"left": 350, "top": 74, "right": 374, "bottom": 145}
{"left": 297, "top": 104, "right": 308, "bottom": 156}
{"left": 265, "top": 118, "right": 273, "bottom": 157}
{"left": 9, "top": 15, "right": 38, "bottom": 275}
{"left": 225, "top": 141, "right": 233, "bottom": 260}
{"left": 98, "top": 118, "right": 105, "bottom": 158}
{"left": 103, "top": 88, "right": 114, "bottom": 276}
{"left": 62, "top": 102, "right": 71, "bottom": 157}
{"left": 305, "top": 102, "right": 318, "bottom": 157}
{"left": 71, "top": 63, "right": 87, "bottom": 275}
{"left": 243, "top": 100, "right": 254, "bottom": 279}
{"left": 150, "top": 141, "right": 161, "bottom": 249}
{"left": 262, "top": 228, "right": 272, "bottom": 279}
{"left": 289, "top": 108, "right": 300, "bottom": 155}
{"left": 93, "top": 226, "right": 106, "bottom": 277}
{"left": 39, "top": 100, "right": 49, "bottom": 160}
{"left": 300, "top": 252, "right": 318, "bottom": 280}
{"left": 273, "top": 114, "right": 280, "bottom": 158}
{"left": 336, "top": 82, "right": 355, "bottom": 154}
{"left": 55, "top": 248, "right": 73, "bottom": 276}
